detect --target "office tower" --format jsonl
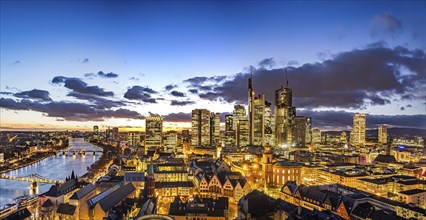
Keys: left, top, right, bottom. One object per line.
{"left": 93, "top": 125, "right": 99, "bottom": 139}
{"left": 145, "top": 116, "right": 163, "bottom": 151}
{"left": 163, "top": 131, "right": 177, "bottom": 153}
{"left": 233, "top": 105, "right": 246, "bottom": 130}
{"left": 305, "top": 117, "right": 312, "bottom": 145}
{"left": 264, "top": 101, "right": 275, "bottom": 146}
{"left": 191, "top": 109, "right": 211, "bottom": 147}
{"left": 210, "top": 112, "right": 221, "bottom": 146}
{"left": 224, "top": 115, "right": 236, "bottom": 147}
{"left": 105, "top": 128, "right": 112, "bottom": 140}
{"left": 237, "top": 119, "right": 249, "bottom": 147}
{"left": 112, "top": 127, "right": 119, "bottom": 141}
{"left": 350, "top": 113, "right": 366, "bottom": 146}
{"left": 128, "top": 131, "right": 140, "bottom": 148}
{"left": 248, "top": 76, "right": 255, "bottom": 145}
{"left": 312, "top": 128, "right": 321, "bottom": 144}
{"left": 340, "top": 131, "right": 347, "bottom": 144}
{"left": 378, "top": 125, "right": 387, "bottom": 144}
{"left": 293, "top": 116, "right": 307, "bottom": 147}
{"left": 274, "top": 71, "right": 296, "bottom": 147}
{"left": 253, "top": 94, "right": 266, "bottom": 146}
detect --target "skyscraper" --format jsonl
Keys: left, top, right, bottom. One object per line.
{"left": 312, "top": 128, "right": 321, "bottom": 144}
{"left": 248, "top": 76, "right": 255, "bottom": 145}
{"left": 145, "top": 116, "right": 163, "bottom": 151}
{"left": 274, "top": 70, "right": 295, "bottom": 147}
{"left": 163, "top": 131, "right": 177, "bottom": 153}
{"left": 264, "top": 101, "right": 275, "bottom": 147}
{"left": 305, "top": 117, "right": 312, "bottom": 145}
{"left": 210, "top": 112, "right": 221, "bottom": 146}
{"left": 224, "top": 115, "right": 236, "bottom": 147}
{"left": 237, "top": 119, "right": 249, "bottom": 147}
{"left": 93, "top": 125, "right": 99, "bottom": 140}
{"left": 191, "top": 109, "right": 211, "bottom": 147}
{"left": 128, "top": 131, "right": 140, "bottom": 148}
{"left": 350, "top": 113, "right": 366, "bottom": 146}
{"left": 293, "top": 116, "right": 307, "bottom": 147}
{"left": 378, "top": 125, "right": 387, "bottom": 144}
{"left": 253, "top": 94, "right": 266, "bottom": 146}
{"left": 233, "top": 105, "right": 246, "bottom": 131}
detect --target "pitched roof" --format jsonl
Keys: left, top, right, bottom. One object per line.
{"left": 374, "top": 154, "right": 397, "bottom": 163}
{"left": 45, "top": 179, "right": 76, "bottom": 197}
{"left": 4, "top": 208, "right": 32, "bottom": 220}
{"left": 87, "top": 183, "right": 123, "bottom": 208}
{"left": 70, "top": 183, "right": 95, "bottom": 200}
{"left": 155, "top": 181, "right": 194, "bottom": 188}
{"left": 98, "top": 183, "right": 136, "bottom": 212}
{"left": 41, "top": 199, "right": 54, "bottom": 207}
{"left": 56, "top": 203, "right": 76, "bottom": 216}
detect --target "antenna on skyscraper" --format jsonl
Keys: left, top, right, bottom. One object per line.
{"left": 285, "top": 68, "right": 289, "bottom": 88}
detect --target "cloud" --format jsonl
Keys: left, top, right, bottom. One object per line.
{"left": 370, "top": 12, "right": 402, "bottom": 38}
{"left": 14, "top": 89, "right": 52, "bottom": 101}
{"left": 258, "top": 58, "right": 276, "bottom": 69}
{"left": 197, "top": 44, "right": 425, "bottom": 110}
{"left": 129, "top": 77, "right": 139, "bottom": 81}
{"left": 52, "top": 76, "right": 114, "bottom": 97}
{"left": 170, "top": 90, "right": 186, "bottom": 97}
{"left": 85, "top": 71, "right": 118, "bottom": 78}
{"left": 82, "top": 58, "right": 89, "bottom": 63}
{"left": 165, "top": 84, "right": 177, "bottom": 91}
{"left": 67, "top": 92, "right": 126, "bottom": 108}
{"left": 11, "top": 60, "right": 21, "bottom": 65}
{"left": 0, "top": 98, "right": 143, "bottom": 121}
{"left": 287, "top": 60, "right": 299, "bottom": 66}
{"left": 170, "top": 100, "right": 195, "bottom": 106}
{"left": 163, "top": 112, "right": 191, "bottom": 122}
{"left": 123, "top": 86, "right": 158, "bottom": 103}
{"left": 189, "top": 89, "right": 198, "bottom": 94}
{"left": 298, "top": 109, "right": 426, "bottom": 130}
{"left": 184, "top": 75, "right": 227, "bottom": 87}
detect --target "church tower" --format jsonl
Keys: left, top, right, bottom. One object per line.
{"left": 262, "top": 146, "right": 273, "bottom": 187}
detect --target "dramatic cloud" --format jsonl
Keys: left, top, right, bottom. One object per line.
{"left": 14, "top": 89, "right": 52, "bottom": 101}
{"left": 52, "top": 76, "right": 114, "bottom": 97}
{"left": 84, "top": 71, "right": 118, "bottom": 78}
{"left": 184, "top": 75, "right": 227, "bottom": 87}
{"left": 163, "top": 112, "right": 191, "bottom": 122}
{"left": 170, "top": 91, "right": 186, "bottom": 97}
{"left": 165, "top": 84, "right": 177, "bottom": 91}
{"left": 0, "top": 98, "right": 143, "bottom": 121}
{"left": 123, "top": 86, "right": 158, "bottom": 103}
{"left": 299, "top": 110, "right": 426, "bottom": 130}
{"left": 189, "top": 89, "right": 198, "bottom": 94}
{"left": 170, "top": 100, "right": 195, "bottom": 106}
{"left": 370, "top": 12, "right": 402, "bottom": 37}
{"left": 197, "top": 45, "right": 425, "bottom": 110}
{"left": 67, "top": 92, "right": 126, "bottom": 109}
{"left": 258, "top": 58, "right": 276, "bottom": 69}
{"left": 82, "top": 58, "right": 89, "bottom": 63}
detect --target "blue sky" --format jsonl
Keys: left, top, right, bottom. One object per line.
{"left": 0, "top": 1, "right": 425, "bottom": 130}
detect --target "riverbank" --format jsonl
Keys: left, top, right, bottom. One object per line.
{"left": 0, "top": 152, "right": 57, "bottom": 175}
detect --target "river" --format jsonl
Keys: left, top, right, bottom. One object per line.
{"left": 0, "top": 153, "right": 101, "bottom": 207}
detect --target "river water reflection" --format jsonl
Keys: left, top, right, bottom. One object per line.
{"left": 0, "top": 153, "right": 101, "bottom": 207}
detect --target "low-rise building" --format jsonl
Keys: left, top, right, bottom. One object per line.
{"left": 169, "top": 196, "right": 228, "bottom": 220}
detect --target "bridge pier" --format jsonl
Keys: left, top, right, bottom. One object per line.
{"left": 31, "top": 181, "right": 37, "bottom": 190}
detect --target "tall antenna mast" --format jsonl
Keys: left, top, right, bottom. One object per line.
{"left": 285, "top": 68, "right": 289, "bottom": 88}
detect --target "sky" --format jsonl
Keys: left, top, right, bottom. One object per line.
{"left": 0, "top": 0, "right": 425, "bottom": 131}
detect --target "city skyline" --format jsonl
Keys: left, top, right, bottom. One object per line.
{"left": 1, "top": 1, "right": 425, "bottom": 131}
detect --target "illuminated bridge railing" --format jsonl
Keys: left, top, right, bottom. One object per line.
{"left": 0, "top": 173, "right": 64, "bottom": 184}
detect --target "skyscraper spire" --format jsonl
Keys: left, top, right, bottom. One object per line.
{"left": 285, "top": 68, "right": 289, "bottom": 88}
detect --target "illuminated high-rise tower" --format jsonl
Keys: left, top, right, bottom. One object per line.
{"left": 145, "top": 116, "right": 163, "bottom": 151}
{"left": 378, "top": 125, "right": 387, "bottom": 144}
{"left": 248, "top": 75, "right": 255, "bottom": 145}
{"left": 275, "top": 69, "right": 296, "bottom": 147}
{"left": 224, "top": 115, "right": 236, "bottom": 147}
{"left": 210, "top": 112, "right": 221, "bottom": 146}
{"left": 350, "top": 113, "right": 366, "bottom": 146}
{"left": 191, "top": 109, "right": 211, "bottom": 147}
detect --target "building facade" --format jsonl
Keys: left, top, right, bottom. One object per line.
{"left": 191, "top": 109, "right": 211, "bottom": 147}
{"left": 145, "top": 116, "right": 163, "bottom": 151}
